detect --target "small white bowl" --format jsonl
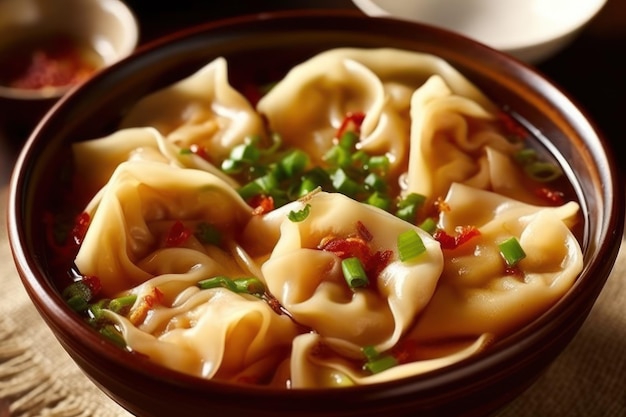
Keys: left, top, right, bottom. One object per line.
{"left": 351, "top": 0, "right": 607, "bottom": 63}
{"left": 0, "top": 0, "right": 139, "bottom": 101}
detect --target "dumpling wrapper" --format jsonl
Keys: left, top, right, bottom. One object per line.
{"left": 74, "top": 160, "right": 253, "bottom": 296}
{"left": 404, "top": 75, "right": 522, "bottom": 206}
{"left": 260, "top": 191, "right": 444, "bottom": 352}
{"left": 257, "top": 47, "right": 497, "bottom": 180}
{"left": 409, "top": 182, "right": 583, "bottom": 340}
{"left": 120, "top": 57, "right": 266, "bottom": 161}
{"left": 109, "top": 287, "right": 299, "bottom": 384}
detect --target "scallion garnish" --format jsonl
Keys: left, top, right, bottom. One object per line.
{"left": 195, "top": 222, "right": 221, "bottom": 246}
{"left": 397, "top": 229, "right": 426, "bottom": 262}
{"left": 364, "top": 354, "right": 398, "bottom": 374}
{"left": 197, "top": 276, "right": 266, "bottom": 297}
{"left": 366, "top": 191, "right": 391, "bottom": 211}
{"left": 341, "top": 257, "right": 369, "bottom": 289}
{"left": 288, "top": 204, "right": 311, "bottom": 222}
{"left": 331, "top": 168, "right": 362, "bottom": 198}
{"left": 498, "top": 237, "right": 526, "bottom": 266}
{"left": 361, "top": 345, "right": 398, "bottom": 374}
{"left": 524, "top": 162, "right": 562, "bottom": 182}
{"left": 396, "top": 193, "right": 426, "bottom": 224}
{"left": 419, "top": 217, "right": 437, "bottom": 235}
{"left": 108, "top": 294, "right": 137, "bottom": 315}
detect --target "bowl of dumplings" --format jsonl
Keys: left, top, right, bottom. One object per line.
{"left": 7, "top": 9, "right": 623, "bottom": 417}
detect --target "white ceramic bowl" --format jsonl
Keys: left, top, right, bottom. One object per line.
{"left": 0, "top": 0, "right": 139, "bottom": 101}
{"left": 351, "top": 0, "right": 607, "bottom": 63}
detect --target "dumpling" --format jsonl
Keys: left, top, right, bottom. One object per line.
{"left": 259, "top": 191, "right": 444, "bottom": 352}
{"left": 409, "top": 182, "right": 583, "bottom": 340}
{"left": 120, "top": 57, "right": 266, "bottom": 161}
{"left": 289, "top": 332, "right": 493, "bottom": 388}
{"left": 404, "top": 75, "right": 523, "bottom": 206}
{"left": 74, "top": 160, "right": 253, "bottom": 296}
{"left": 108, "top": 286, "right": 299, "bottom": 385}
{"left": 257, "top": 47, "right": 497, "bottom": 181}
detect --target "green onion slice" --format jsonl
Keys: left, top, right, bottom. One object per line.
{"left": 498, "top": 236, "right": 526, "bottom": 266}
{"left": 288, "top": 204, "right": 311, "bottom": 222}
{"left": 341, "top": 257, "right": 369, "bottom": 289}
{"left": 397, "top": 229, "right": 426, "bottom": 262}
{"left": 363, "top": 354, "right": 398, "bottom": 374}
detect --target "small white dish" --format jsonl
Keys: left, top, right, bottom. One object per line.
{"left": 0, "top": 0, "right": 139, "bottom": 100}
{"left": 351, "top": 0, "right": 607, "bottom": 63}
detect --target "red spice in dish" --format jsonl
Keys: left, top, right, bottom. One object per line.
{"left": 0, "top": 34, "right": 101, "bottom": 90}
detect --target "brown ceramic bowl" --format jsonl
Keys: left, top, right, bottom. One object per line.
{"left": 7, "top": 10, "right": 624, "bottom": 417}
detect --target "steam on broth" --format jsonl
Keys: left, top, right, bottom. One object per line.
{"left": 45, "top": 48, "right": 583, "bottom": 388}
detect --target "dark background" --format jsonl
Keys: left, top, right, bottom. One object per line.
{"left": 2, "top": 0, "right": 625, "bottom": 180}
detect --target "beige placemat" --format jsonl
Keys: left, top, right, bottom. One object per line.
{"left": 1, "top": 184, "right": 624, "bottom": 416}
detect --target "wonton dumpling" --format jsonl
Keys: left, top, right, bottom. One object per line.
{"left": 409, "top": 183, "right": 583, "bottom": 340}
{"left": 260, "top": 192, "right": 443, "bottom": 352}
{"left": 120, "top": 57, "right": 266, "bottom": 161}
{"left": 74, "top": 160, "right": 253, "bottom": 296}
{"left": 109, "top": 287, "right": 299, "bottom": 384}
{"left": 405, "top": 76, "right": 522, "bottom": 205}
{"left": 289, "top": 332, "right": 493, "bottom": 388}
{"left": 257, "top": 48, "right": 497, "bottom": 179}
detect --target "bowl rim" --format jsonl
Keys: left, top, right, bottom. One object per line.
{"left": 6, "top": 7, "right": 625, "bottom": 410}
{"left": 350, "top": 0, "right": 608, "bottom": 52}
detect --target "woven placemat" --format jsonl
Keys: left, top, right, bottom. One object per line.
{"left": 1, "top": 185, "right": 624, "bottom": 416}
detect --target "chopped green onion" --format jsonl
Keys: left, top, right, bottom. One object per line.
{"left": 62, "top": 281, "right": 93, "bottom": 312}
{"left": 221, "top": 158, "right": 243, "bottom": 174}
{"left": 341, "top": 257, "right": 369, "bottom": 289}
{"left": 339, "top": 131, "right": 359, "bottom": 150}
{"left": 364, "top": 172, "right": 387, "bottom": 193}
{"left": 524, "top": 162, "right": 562, "bottom": 182}
{"left": 288, "top": 203, "right": 311, "bottom": 222}
{"left": 237, "top": 180, "right": 264, "bottom": 201}
{"left": 323, "top": 145, "right": 351, "bottom": 168}
{"left": 498, "top": 237, "right": 526, "bottom": 266}
{"left": 364, "top": 354, "right": 398, "bottom": 374}
{"left": 108, "top": 294, "right": 137, "bottom": 315}
{"left": 331, "top": 168, "right": 361, "bottom": 197}
{"left": 230, "top": 143, "right": 260, "bottom": 163}
{"left": 396, "top": 193, "right": 426, "bottom": 223}
{"left": 362, "top": 345, "right": 379, "bottom": 361}
{"left": 351, "top": 150, "right": 369, "bottom": 169}
{"left": 197, "top": 276, "right": 266, "bottom": 297}
{"left": 514, "top": 148, "right": 538, "bottom": 165}
{"left": 397, "top": 229, "right": 426, "bottom": 262}
{"left": 367, "top": 155, "right": 390, "bottom": 176}
{"left": 419, "top": 217, "right": 437, "bottom": 235}
{"left": 179, "top": 148, "right": 193, "bottom": 155}
{"left": 366, "top": 191, "right": 391, "bottom": 211}
{"left": 195, "top": 222, "right": 221, "bottom": 246}
{"left": 99, "top": 324, "right": 126, "bottom": 348}
{"left": 280, "top": 150, "right": 310, "bottom": 177}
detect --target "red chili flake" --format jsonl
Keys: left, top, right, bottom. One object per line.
{"left": 70, "top": 212, "right": 91, "bottom": 246}
{"left": 319, "top": 236, "right": 371, "bottom": 261}
{"left": 391, "top": 339, "right": 418, "bottom": 364}
{"left": 433, "top": 225, "right": 481, "bottom": 250}
{"left": 535, "top": 186, "right": 565, "bottom": 206}
{"left": 319, "top": 234, "right": 392, "bottom": 284}
{"left": 356, "top": 221, "right": 373, "bottom": 242}
{"left": 165, "top": 220, "right": 192, "bottom": 247}
{"left": 145, "top": 287, "right": 164, "bottom": 308}
{"left": 250, "top": 194, "right": 275, "bottom": 215}
{"left": 497, "top": 111, "right": 528, "bottom": 141}
{"left": 336, "top": 111, "right": 366, "bottom": 139}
